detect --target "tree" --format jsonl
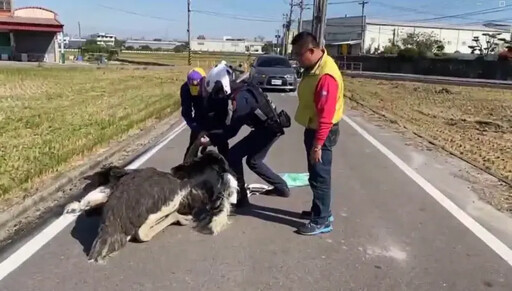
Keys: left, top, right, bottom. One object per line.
{"left": 139, "top": 45, "right": 152, "bottom": 51}
{"left": 173, "top": 43, "right": 188, "bottom": 53}
{"left": 255, "top": 35, "right": 265, "bottom": 42}
{"left": 262, "top": 43, "right": 273, "bottom": 54}
{"left": 382, "top": 43, "right": 400, "bottom": 55}
{"left": 114, "top": 38, "right": 125, "bottom": 48}
{"left": 468, "top": 33, "right": 509, "bottom": 56}
{"left": 399, "top": 32, "right": 444, "bottom": 57}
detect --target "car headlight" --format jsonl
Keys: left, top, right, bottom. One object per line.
{"left": 285, "top": 74, "right": 294, "bottom": 80}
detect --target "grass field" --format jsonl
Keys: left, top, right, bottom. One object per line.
{"left": 345, "top": 77, "right": 512, "bottom": 211}
{"left": 118, "top": 52, "right": 255, "bottom": 68}
{"left": 0, "top": 66, "right": 187, "bottom": 202}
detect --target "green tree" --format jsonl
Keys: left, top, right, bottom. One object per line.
{"left": 114, "top": 39, "right": 125, "bottom": 48}
{"left": 262, "top": 43, "right": 273, "bottom": 53}
{"left": 173, "top": 43, "right": 188, "bottom": 53}
{"left": 399, "top": 32, "right": 444, "bottom": 57}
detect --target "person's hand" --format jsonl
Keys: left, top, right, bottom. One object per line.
{"left": 309, "top": 145, "right": 322, "bottom": 164}
{"left": 200, "top": 136, "right": 211, "bottom": 147}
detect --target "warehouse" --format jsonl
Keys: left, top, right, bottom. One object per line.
{"left": 124, "top": 40, "right": 183, "bottom": 50}
{"left": 303, "top": 16, "right": 510, "bottom": 56}
{"left": 0, "top": 2, "right": 64, "bottom": 62}
{"left": 190, "top": 37, "right": 264, "bottom": 54}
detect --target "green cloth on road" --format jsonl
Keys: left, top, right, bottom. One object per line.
{"left": 280, "top": 173, "right": 310, "bottom": 188}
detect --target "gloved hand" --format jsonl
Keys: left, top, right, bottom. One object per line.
{"left": 200, "top": 135, "right": 211, "bottom": 147}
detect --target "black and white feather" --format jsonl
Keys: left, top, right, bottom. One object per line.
{"left": 64, "top": 151, "right": 238, "bottom": 264}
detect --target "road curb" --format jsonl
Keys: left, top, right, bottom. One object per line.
{"left": 344, "top": 71, "right": 512, "bottom": 90}
{"left": 0, "top": 112, "right": 183, "bottom": 239}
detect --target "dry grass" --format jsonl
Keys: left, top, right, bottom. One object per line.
{"left": 119, "top": 52, "right": 254, "bottom": 68}
{"left": 345, "top": 77, "right": 512, "bottom": 211}
{"left": 0, "top": 66, "right": 187, "bottom": 201}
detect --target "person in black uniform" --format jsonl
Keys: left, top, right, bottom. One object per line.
{"left": 180, "top": 67, "right": 208, "bottom": 160}
{"left": 202, "top": 63, "right": 292, "bottom": 208}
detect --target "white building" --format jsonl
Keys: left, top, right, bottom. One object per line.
{"left": 89, "top": 33, "right": 116, "bottom": 46}
{"left": 190, "top": 37, "right": 264, "bottom": 54}
{"left": 124, "top": 40, "right": 183, "bottom": 50}
{"left": 303, "top": 16, "right": 511, "bottom": 56}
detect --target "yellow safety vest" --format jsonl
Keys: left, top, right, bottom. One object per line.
{"left": 295, "top": 51, "right": 344, "bottom": 129}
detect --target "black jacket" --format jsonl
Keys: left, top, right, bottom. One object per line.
{"left": 208, "top": 88, "right": 271, "bottom": 144}
{"left": 180, "top": 82, "right": 207, "bottom": 131}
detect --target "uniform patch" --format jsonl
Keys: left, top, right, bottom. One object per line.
{"left": 320, "top": 90, "right": 328, "bottom": 97}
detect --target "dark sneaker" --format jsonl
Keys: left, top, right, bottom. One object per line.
{"left": 297, "top": 221, "right": 333, "bottom": 235}
{"left": 299, "top": 211, "right": 334, "bottom": 222}
{"left": 260, "top": 188, "right": 290, "bottom": 198}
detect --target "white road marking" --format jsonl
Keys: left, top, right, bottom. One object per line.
{"left": 0, "top": 122, "right": 187, "bottom": 281}
{"left": 344, "top": 116, "right": 512, "bottom": 267}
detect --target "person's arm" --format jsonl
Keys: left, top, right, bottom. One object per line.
{"left": 313, "top": 74, "right": 338, "bottom": 147}
{"left": 180, "top": 84, "right": 196, "bottom": 129}
{"left": 207, "top": 90, "right": 253, "bottom": 143}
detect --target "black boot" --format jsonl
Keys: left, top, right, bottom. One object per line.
{"left": 235, "top": 184, "right": 251, "bottom": 208}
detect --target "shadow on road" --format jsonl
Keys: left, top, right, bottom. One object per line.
{"left": 70, "top": 211, "right": 101, "bottom": 257}
{"left": 234, "top": 203, "right": 304, "bottom": 229}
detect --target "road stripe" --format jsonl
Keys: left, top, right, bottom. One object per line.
{"left": 344, "top": 116, "right": 512, "bottom": 267}
{"left": 0, "top": 122, "right": 187, "bottom": 281}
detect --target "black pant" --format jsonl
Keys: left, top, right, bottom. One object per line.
{"left": 183, "top": 129, "right": 202, "bottom": 161}
{"left": 228, "top": 128, "right": 288, "bottom": 193}
{"left": 304, "top": 123, "right": 340, "bottom": 224}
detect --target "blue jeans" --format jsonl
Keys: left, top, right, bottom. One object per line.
{"left": 228, "top": 128, "right": 288, "bottom": 193}
{"left": 304, "top": 123, "right": 340, "bottom": 225}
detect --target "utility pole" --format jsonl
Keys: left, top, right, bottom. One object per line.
{"left": 359, "top": 1, "right": 368, "bottom": 55}
{"left": 284, "top": 0, "right": 294, "bottom": 56}
{"left": 312, "top": 0, "right": 327, "bottom": 47}
{"left": 187, "top": 0, "right": 192, "bottom": 66}
{"left": 78, "top": 21, "right": 81, "bottom": 39}
{"left": 275, "top": 29, "right": 280, "bottom": 54}
{"left": 297, "top": 0, "right": 304, "bottom": 32}
{"left": 281, "top": 13, "right": 288, "bottom": 56}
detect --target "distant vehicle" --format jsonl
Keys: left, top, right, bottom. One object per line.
{"left": 248, "top": 55, "right": 298, "bottom": 92}
{"left": 288, "top": 59, "right": 303, "bottom": 79}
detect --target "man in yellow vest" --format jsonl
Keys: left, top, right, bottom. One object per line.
{"left": 291, "top": 31, "right": 344, "bottom": 235}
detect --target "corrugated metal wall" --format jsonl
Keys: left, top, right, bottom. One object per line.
{"left": 13, "top": 31, "right": 56, "bottom": 62}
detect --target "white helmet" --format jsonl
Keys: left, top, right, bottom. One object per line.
{"left": 205, "top": 61, "right": 233, "bottom": 95}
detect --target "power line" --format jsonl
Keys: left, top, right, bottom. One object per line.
{"left": 97, "top": 4, "right": 175, "bottom": 22}
{"left": 409, "top": 4, "right": 512, "bottom": 22}
{"left": 371, "top": 1, "right": 512, "bottom": 23}
{"left": 192, "top": 10, "right": 283, "bottom": 22}
{"left": 328, "top": 0, "right": 359, "bottom": 5}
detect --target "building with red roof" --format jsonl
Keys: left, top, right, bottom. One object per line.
{"left": 0, "top": 0, "right": 64, "bottom": 62}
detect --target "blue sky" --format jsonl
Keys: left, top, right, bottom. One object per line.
{"left": 14, "top": 0, "right": 511, "bottom": 40}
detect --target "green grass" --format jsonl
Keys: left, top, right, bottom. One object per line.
{"left": 0, "top": 66, "right": 187, "bottom": 201}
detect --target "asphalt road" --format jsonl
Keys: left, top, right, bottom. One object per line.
{"left": 1, "top": 92, "right": 512, "bottom": 290}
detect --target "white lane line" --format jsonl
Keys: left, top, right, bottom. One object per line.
{"left": 344, "top": 116, "right": 512, "bottom": 267}
{"left": 0, "top": 122, "right": 187, "bottom": 281}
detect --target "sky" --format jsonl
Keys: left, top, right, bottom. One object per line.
{"left": 13, "top": 0, "right": 512, "bottom": 41}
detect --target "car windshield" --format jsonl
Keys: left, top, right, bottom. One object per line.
{"left": 256, "top": 57, "right": 291, "bottom": 68}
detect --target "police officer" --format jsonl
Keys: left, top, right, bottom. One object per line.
{"left": 180, "top": 67, "right": 208, "bottom": 161}
{"left": 202, "top": 62, "right": 292, "bottom": 208}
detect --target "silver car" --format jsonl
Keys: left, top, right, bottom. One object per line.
{"left": 249, "top": 55, "right": 298, "bottom": 92}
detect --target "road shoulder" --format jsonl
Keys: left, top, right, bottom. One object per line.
{"left": 345, "top": 106, "right": 512, "bottom": 248}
